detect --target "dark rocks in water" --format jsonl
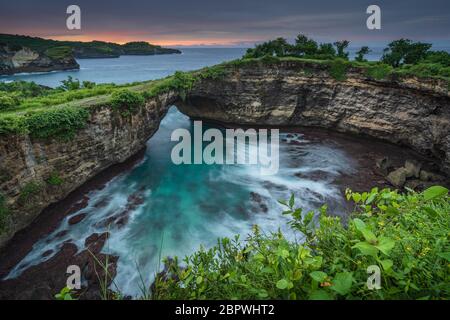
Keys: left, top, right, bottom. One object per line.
{"left": 84, "top": 232, "right": 110, "bottom": 253}
{"left": 68, "top": 213, "right": 87, "bottom": 225}
{"left": 53, "top": 230, "right": 69, "bottom": 239}
{"left": 249, "top": 192, "right": 269, "bottom": 213}
{"left": 404, "top": 160, "right": 421, "bottom": 178}
{"left": 295, "top": 170, "right": 330, "bottom": 181}
{"left": 42, "top": 249, "right": 53, "bottom": 258}
{"left": 376, "top": 157, "right": 394, "bottom": 176}
{"left": 386, "top": 167, "right": 408, "bottom": 187}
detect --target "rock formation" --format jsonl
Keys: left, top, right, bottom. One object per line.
{"left": 178, "top": 60, "right": 450, "bottom": 175}
{"left": 0, "top": 91, "right": 177, "bottom": 248}
{"left": 0, "top": 45, "right": 79, "bottom": 75}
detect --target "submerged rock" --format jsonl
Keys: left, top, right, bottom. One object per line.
{"left": 404, "top": 160, "right": 421, "bottom": 178}
{"left": 386, "top": 167, "right": 408, "bottom": 187}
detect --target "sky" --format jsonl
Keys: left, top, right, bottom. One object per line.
{"left": 0, "top": 0, "right": 449, "bottom": 47}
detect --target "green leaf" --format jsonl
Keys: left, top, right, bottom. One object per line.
{"left": 309, "top": 289, "right": 333, "bottom": 300}
{"left": 353, "top": 241, "right": 378, "bottom": 257}
{"left": 437, "top": 252, "right": 450, "bottom": 262}
{"left": 423, "top": 186, "right": 448, "bottom": 201}
{"left": 353, "top": 218, "right": 377, "bottom": 243}
{"left": 351, "top": 193, "right": 362, "bottom": 203}
{"left": 276, "top": 279, "right": 289, "bottom": 290}
{"left": 380, "top": 259, "right": 393, "bottom": 271}
{"left": 331, "top": 272, "right": 353, "bottom": 295}
{"left": 289, "top": 193, "right": 295, "bottom": 208}
{"left": 310, "top": 271, "right": 327, "bottom": 282}
{"left": 196, "top": 276, "right": 203, "bottom": 285}
{"left": 375, "top": 237, "right": 395, "bottom": 256}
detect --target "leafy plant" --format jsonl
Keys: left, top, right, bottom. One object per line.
{"left": 54, "top": 286, "right": 76, "bottom": 300}
{"left": 328, "top": 58, "right": 350, "bottom": 81}
{"left": 152, "top": 186, "right": 450, "bottom": 300}
{"left": 26, "top": 107, "right": 90, "bottom": 140}
{"left": 110, "top": 89, "right": 145, "bottom": 116}
{"left": 18, "top": 181, "right": 42, "bottom": 205}
{"left": 46, "top": 171, "right": 63, "bottom": 186}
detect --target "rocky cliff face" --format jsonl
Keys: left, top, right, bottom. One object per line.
{"left": 0, "top": 92, "right": 176, "bottom": 248}
{"left": 0, "top": 45, "right": 79, "bottom": 75}
{"left": 178, "top": 61, "right": 450, "bottom": 175}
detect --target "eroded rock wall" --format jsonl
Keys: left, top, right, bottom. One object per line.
{"left": 179, "top": 61, "right": 450, "bottom": 174}
{"left": 0, "top": 92, "right": 177, "bottom": 248}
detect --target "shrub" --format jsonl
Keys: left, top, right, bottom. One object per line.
{"left": 0, "top": 92, "right": 21, "bottom": 110}
{"left": 18, "top": 181, "right": 42, "bottom": 205}
{"left": 365, "top": 63, "right": 393, "bottom": 80}
{"left": 110, "top": 90, "right": 145, "bottom": 116}
{"left": 26, "top": 107, "right": 90, "bottom": 140}
{"left": 45, "top": 46, "right": 73, "bottom": 60}
{"left": 152, "top": 186, "right": 450, "bottom": 300}
{"left": 46, "top": 172, "right": 63, "bottom": 186}
{"left": 0, "top": 115, "right": 27, "bottom": 135}
{"left": 60, "top": 76, "right": 80, "bottom": 91}
{"left": 328, "top": 58, "right": 350, "bottom": 81}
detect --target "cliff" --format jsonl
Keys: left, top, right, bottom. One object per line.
{"left": 0, "top": 44, "right": 79, "bottom": 75}
{"left": 0, "top": 91, "right": 177, "bottom": 248}
{"left": 0, "top": 59, "right": 449, "bottom": 249}
{"left": 0, "top": 34, "right": 181, "bottom": 63}
{"left": 178, "top": 60, "right": 450, "bottom": 174}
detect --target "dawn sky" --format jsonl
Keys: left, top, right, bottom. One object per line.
{"left": 0, "top": 0, "right": 449, "bottom": 46}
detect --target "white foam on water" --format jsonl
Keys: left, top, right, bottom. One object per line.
{"left": 4, "top": 108, "right": 356, "bottom": 298}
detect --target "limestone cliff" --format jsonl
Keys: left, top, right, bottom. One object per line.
{"left": 0, "top": 45, "right": 79, "bottom": 75}
{"left": 0, "top": 92, "right": 176, "bottom": 248}
{"left": 178, "top": 60, "right": 450, "bottom": 174}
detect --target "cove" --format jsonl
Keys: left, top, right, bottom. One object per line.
{"left": 1, "top": 107, "right": 357, "bottom": 297}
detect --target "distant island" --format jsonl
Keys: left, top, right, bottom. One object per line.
{"left": 0, "top": 34, "right": 182, "bottom": 75}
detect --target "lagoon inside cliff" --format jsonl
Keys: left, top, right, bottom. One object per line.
{"left": 2, "top": 48, "right": 424, "bottom": 297}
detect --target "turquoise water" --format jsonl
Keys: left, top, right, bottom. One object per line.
{"left": 3, "top": 49, "right": 357, "bottom": 296}
{"left": 6, "top": 107, "right": 355, "bottom": 296}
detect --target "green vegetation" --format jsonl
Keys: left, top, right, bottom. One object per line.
{"left": 26, "top": 107, "right": 90, "bottom": 140}
{"left": 243, "top": 34, "right": 450, "bottom": 83}
{"left": 0, "top": 193, "right": 9, "bottom": 230}
{"left": 1, "top": 35, "right": 448, "bottom": 140}
{"left": 152, "top": 186, "right": 450, "bottom": 300}
{"left": 18, "top": 181, "right": 42, "bottom": 205}
{"left": 329, "top": 58, "right": 350, "bottom": 81}
{"left": 54, "top": 286, "right": 76, "bottom": 300}
{"left": 46, "top": 172, "right": 63, "bottom": 186}
{"left": 111, "top": 90, "right": 145, "bottom": 116}
{"left": 44, "top": 46, "right": 73, "bottom": 60}
{"left": 0, "top": 34, "right": 180, "bottom": 58}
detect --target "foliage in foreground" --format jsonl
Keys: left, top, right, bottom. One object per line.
{"left": 152, "top": 186, "right": 450, "bottom": 300}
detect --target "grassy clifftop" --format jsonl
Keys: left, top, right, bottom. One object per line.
{"left": 1, "top": 55, "right": 449, "bottom": 141}
{"left": 0, "top": 34, "right": 181, "bottom": 58}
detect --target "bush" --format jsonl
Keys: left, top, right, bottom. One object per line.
{"left": 60, "top": 76, "right": 80, "bottom": 91}
{"left": 44, "top": 46, "right": 73, "bottom": 60}
{"left": 365, "top": 63, "right": 393, "bottom": 80}
{"left": 110, "top": 90, "right": 145, "bottom": 116}
{"left": 0, "top": 92, "right": 21, "bottom": 110}
{"left": 328, "top": 58, "right": 350, "bottom": 81}
{"left": 18, "top": 181, "right": 42, "bottom": 205}
{"left": 152, "top": 186, "right": 450, "bottom": 300}
{"left": 26, "top": 107, "right": 90, "bottom": 140}
{"left": 46, "top": 171, "right": 63, "bottom": 186}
